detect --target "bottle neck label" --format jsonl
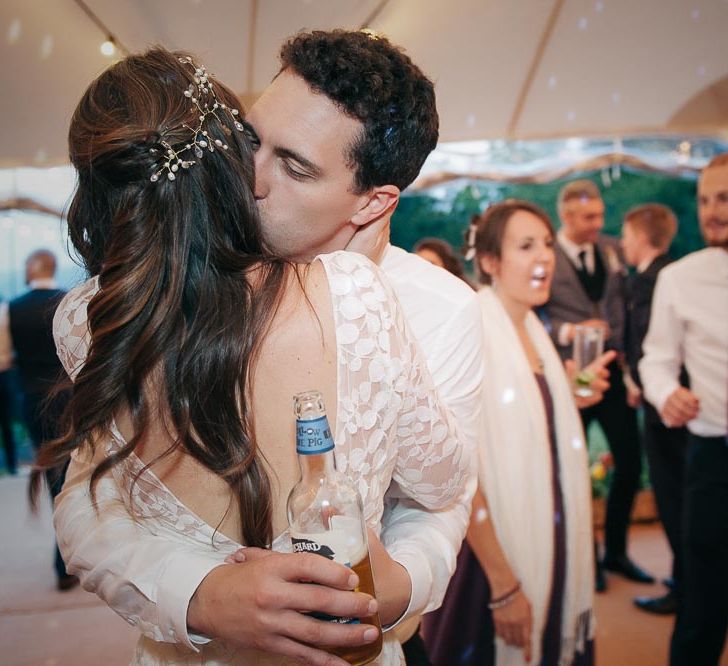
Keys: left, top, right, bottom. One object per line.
{"left": 296, "top": 415, "right": 335, "bottom": 455}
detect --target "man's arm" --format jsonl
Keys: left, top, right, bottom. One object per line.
{"left": 379, "top": 294, "right": 482, "bottom": 622}
{"left": 639, "top": 270, "right": 698, "bottom": 427}
{"left": 55, "top": 452, "right": 225, "bottom": 650}
{"left": 56, "top": 452, "right": 378, "bottom": 663}
{"left": 0, "top": 302, "right": 13, "bottom": 371}
{"left": 639, "top": 270, "right": 682, "bottom": 411}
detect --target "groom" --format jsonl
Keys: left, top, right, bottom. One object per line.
{"left": 54, "top": 30, "right": 483, "bottom": 664}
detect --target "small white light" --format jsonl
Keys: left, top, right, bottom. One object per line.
{"left": 7, "top": 18, "right": 21, "bottom": 44}
{"left": 100, "top": 39, "right": 115, "bottom": 57}
{"left": 501, "top": 388, "right": 515, "bottom": 405}
{"left": 40, "top": 34, "right": 54, "bottom": 59}
{"left": 571, "top": 436, "right": 583, "bottom": 450}
{"left": 578, "top": 17, "right": 588, "bottom": 30}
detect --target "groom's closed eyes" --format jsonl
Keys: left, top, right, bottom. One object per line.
{"left": 243, "top": 119, "right": 321, "bottom": 182}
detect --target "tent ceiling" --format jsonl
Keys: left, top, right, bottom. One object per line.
{"left": 2, "top": 0, "right": 727, "bottom": 168}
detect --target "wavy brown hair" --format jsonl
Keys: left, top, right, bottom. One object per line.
{"left": 31, "top": 48, "right": 287, "bottom": 547}
{"left": 466, "top": 200, "right": 554, "bottom": 285}
{"left": 413, "top": 237, "right": 470, "bottom": 284}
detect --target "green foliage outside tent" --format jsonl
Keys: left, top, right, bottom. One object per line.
{"left": 391, "top": 168, "right": 704, "bottom": 272}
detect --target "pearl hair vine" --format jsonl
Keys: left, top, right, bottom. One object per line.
{"left": 149, "top": 56, "right": 245, "bottom": 183}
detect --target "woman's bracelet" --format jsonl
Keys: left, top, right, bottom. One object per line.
{"left": 487, "top": 581, "right": 522, "bottom": 610}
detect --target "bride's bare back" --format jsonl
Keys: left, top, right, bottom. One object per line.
{"left": 113, "top": 259, "right": 337, "bottom": 542}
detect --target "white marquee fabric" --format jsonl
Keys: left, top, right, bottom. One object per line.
{"left": 2, "top": 0, "right": 728, "bottom": 167}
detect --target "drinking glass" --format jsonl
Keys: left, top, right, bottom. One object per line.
{"left": 572, "top": 325, "right": 605, "bottom": 397}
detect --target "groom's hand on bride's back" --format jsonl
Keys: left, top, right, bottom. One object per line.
{"left": 187, "top": 548, "right": 380, "bottom": 665}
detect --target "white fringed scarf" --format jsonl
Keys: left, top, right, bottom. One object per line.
{"left": 476, "top": 287, "right": 594, "bottom": 666}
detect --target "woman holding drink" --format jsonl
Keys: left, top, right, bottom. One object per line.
{"left": 33, "top": 48, "right": 468, "bottom": 665}
{"left": 423, "top": 200, "right": 614, "bottom": 665}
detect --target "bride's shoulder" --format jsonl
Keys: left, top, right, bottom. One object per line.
{"left": 54, "top": 276, "right": 99, "bottom": 330}
{"left": 314, "top": 251, "right": 390, "bottom": 297}
{"left": 53, "top": 275, "right": 99, "bottom": 381}
{"left": 315, "top": 250, "right": 380, "bottom": 274}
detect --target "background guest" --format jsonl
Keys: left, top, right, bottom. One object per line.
{"left": 621, "top": 203, "right": 687, "bottom": 615}
{"left": 640, "top": 153, "right": 728, "bottom": 666}
{"left": 0, "top": 297, "right": 18, "bottom": 475}
{"left": 423, "top": 200, "right": 614, "bottom": 665}
{"left": 6, "top": 250, "right": 76, "bottom": 590}
{"left": 414, "top": 237, "right": 471, "bottom": 285}
{"left": 543, "top": 180, "right": 652, "bottom": 590}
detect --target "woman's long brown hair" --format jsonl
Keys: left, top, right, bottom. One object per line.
{"left": 30, "top": 48, "right": 286, "bottom": 547}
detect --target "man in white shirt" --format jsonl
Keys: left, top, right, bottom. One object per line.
{"left": 54, "top": 30, "right": 481, "bottom": 664}
{"left": 5, "top": 250, "right": 78, "bottom": 590}
{"left": 640, "top": 153, "right": 728, "bottom": 665}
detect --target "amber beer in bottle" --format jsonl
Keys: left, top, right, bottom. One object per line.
{"left": 287, "top": 390, "right": 383, "bottom": 665}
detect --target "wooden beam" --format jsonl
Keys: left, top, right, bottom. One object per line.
{"left": 0, "top": 198, "right": 64, "bottom": 218}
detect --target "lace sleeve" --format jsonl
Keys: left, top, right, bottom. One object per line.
{"left": 53, "top": 276, "right": 99, "bottom": 382}
{"left": 319, "top": 252, "right": 470, "bottom": 515}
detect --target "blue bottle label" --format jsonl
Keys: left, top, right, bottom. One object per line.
{"left": 296, "top": 416, "right": 335, "bottom": 455}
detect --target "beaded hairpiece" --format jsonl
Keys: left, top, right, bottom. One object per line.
{"left": 150, "top": 56, "right": 245, "bottom": 183}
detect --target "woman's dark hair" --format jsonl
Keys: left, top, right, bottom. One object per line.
{"left": 279, "top": 30, "right": 438, "bottom": 193}
{"left": 31, "top": 48, "right": 287, "bottom": 548}
{"left": 465, "top": 199, "right": 554, "bottom": 285}
{"left": 413, "top": 237, "right": 469, "bottom": 284}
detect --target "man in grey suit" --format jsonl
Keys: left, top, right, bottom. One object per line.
{"left": 542, "top": 180, "right": 653, "bottom": 591}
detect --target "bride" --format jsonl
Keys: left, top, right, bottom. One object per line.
{"left": 34, "top": 48, "right": 469, "bottom": 665}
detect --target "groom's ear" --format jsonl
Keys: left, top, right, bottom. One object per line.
{"left": 350, "top": 185, "right": 400, "bottom": 227}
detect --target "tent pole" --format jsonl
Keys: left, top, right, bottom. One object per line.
{"left": 507, "top": 0, "right": 565, "bottom": 138}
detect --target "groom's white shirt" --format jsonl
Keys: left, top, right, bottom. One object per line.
{"left": 53, "top": 245, "right": 483, "bottom": 650}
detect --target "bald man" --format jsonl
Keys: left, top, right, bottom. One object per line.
{"left": 6, "top": 250, "right": 77, "bottom": 590}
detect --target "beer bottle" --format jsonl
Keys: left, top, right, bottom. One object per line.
{"left": 287, "top": 390, "right": 383, "bottom": 665}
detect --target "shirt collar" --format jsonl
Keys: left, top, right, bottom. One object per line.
{"left": 637, "top": 257, "right": 653, "bottom": 273}
{"left": 557, "top": 229, "right": 593, "bottom": 264}
{"left": 29, "top": 278, "right": 57, "bottom": 290}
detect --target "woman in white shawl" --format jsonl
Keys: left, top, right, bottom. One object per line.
{"left": 423, "top": 200, "right": 615, "bottom": 665}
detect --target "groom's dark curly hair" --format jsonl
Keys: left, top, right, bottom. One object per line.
{"left": 279, "top": 29, "right": 439, "bottom": 194}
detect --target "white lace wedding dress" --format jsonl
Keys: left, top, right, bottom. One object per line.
{"left": 54, "top": 250, "right": 467, "bottom": 665}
